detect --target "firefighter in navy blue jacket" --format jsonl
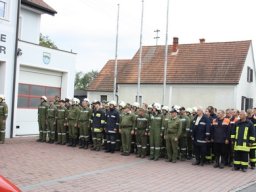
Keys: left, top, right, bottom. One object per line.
{"left": 231, "top": 110, "right": 255, "bottom": 172}
{"left": 211, "top": 110, "right": 230, "bottom": 169}
{"left": 105, "top": 100, "right": 120, "bottom": 153}
{"left": 191, "top": 107, "right": 211, "bottom": 166}
{"left": 91, "top": 101, "right": 106, "bottom": 151}
{"left": 246, "top": 109, "right": 256, "bottom": 169}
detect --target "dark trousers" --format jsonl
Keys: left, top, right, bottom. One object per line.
{"left": 249, "top": 148, "right": 256, "bottom": 167}
{"left": 214, "top": 143, "right": 227, "bottom": 164}
{"left": 106, "top": 132, "right": 116, "bottom": 152}
{"left": 194, "top": 142, "right": 207, "bottom": 163}
{"left": 234, "top": 150, "right": 249, "bottom": 169}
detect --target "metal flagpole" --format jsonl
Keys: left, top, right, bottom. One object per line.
{"left": 113, "top": 4, "right": 120, "bottom": 102}
{"left": 137, "top": 0, "right": 144, "bottom": 104}
{"left": 162, "top": 0, "right": 170, "bottom": 105}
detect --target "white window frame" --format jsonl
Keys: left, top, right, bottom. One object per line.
{"left": 0, "top": 0, "right": 10, "bottom": 21}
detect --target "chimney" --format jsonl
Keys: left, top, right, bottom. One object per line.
{"left": 199, "top": 38, "right": 205, "bottom": 43}
{"left": 172, "top": 37, "right": 179, "bottom": 52}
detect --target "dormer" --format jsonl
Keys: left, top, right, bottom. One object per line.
{"left": 19, "top": 0, "right": 57, "bottom": 44}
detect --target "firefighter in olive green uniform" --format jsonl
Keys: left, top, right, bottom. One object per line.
{"left": 161, "top": 106, "right": 170, "bottom": 158}
{"left": 120, "top": 105, "right": 136, "bottom": 156}
{"left": 165, "top": 108, "right": 182, "bottom": 163}
{"left": 56, "top": 100, "right": 68, "bottom": 144}
{"left": 91, "top": 101, "right": 106, "bottom": 151}
{"left": 0, "top": 95, "right": 8, "bottom": 144}
{"left": 46, "top": 98, "right": 57, "bottom": 143}
{"left": 179, "top": 107, "right": 190, "bottom": 161}
{"left": 67, "top": 98, "right": 81, "bottom": 147}
{"left": 149, "top": 103, "right": 163, "bottom": 161}
{"left": 135, "top": 108, "right": 149, "bottom": 158}
{"left": 78, "top": 98, "right": 92, "bottom": 149}
{"left": 116, "top": 101, "right": 126, "bottom": 151}
{"left": 38, "top": 96, "right": 49, "bottom": 142}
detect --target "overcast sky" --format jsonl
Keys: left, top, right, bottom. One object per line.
{"left": 41, "top": 0, "right": 256, "bottom": 73}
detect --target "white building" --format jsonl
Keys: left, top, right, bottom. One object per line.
{"left": 0, "top": 0, "right": 76, "bottom": 138}
{"left": 88, "top": 38, "right": 256, "bottom": 111}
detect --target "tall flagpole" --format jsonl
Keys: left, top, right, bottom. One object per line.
{"left": 137, "top": 0, "right": 144, "bottom": 104}
{"left": 113, "top": 4, "right": 120, "bottom": 102}
{"left": 162, "top": 0, "right": 170, "bottom": 105}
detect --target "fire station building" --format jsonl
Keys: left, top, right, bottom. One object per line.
{"left": 0, "top": 0, "right": 76, "bottom": 138}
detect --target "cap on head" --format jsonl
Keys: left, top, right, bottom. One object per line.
{"left": 119, "top": 101, "right": 126, "bottom": 108}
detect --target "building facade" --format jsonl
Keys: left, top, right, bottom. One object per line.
{"left": 88, "top": 38, "right": 256, "bottom": 111}
{"left": 0, "top": 0, "right": 76, "bottom": 138}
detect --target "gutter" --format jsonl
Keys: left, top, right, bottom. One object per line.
{"left": 10, "top": 0, "right": 21, "bottom": 138}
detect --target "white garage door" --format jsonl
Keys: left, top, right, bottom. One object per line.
{"left": 16, "top": 66, "right": 62, "bottom": 136}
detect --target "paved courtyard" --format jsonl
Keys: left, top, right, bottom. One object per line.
{"left": 0, "top": 137, "right": 256, "bottom": 192}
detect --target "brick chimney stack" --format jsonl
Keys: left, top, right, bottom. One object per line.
{"left": 199, "top": 38, "right": 205, "bottom": 43}
{"left": 172, "top": 37, "right": 179, "bottom": 52}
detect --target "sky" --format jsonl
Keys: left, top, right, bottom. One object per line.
{"left": 41, "top": 0, "right": 256, "bottom": 73}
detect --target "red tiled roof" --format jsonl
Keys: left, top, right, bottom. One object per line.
{"left": 87, "top": 59, "right": 130, "bottom": 91}
{"left": 89, "top": 40, "right": 251, "bottom": 91}
{"left": 21, "top": 0, "right": 57, "bottom": 15}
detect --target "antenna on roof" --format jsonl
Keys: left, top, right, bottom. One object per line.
{"left": 154, "top": 29, "right": 160, "bottom": 46}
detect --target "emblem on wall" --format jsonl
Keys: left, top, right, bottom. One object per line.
{"left": 43, "top": 52, "right": 51, "bottom": 65}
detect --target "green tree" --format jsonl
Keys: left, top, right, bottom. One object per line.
{"left": 75, "top": 70, "right": 99, "bottom": 90}
{"left": 39, "top": 33, "right": 58, "bottom": 49}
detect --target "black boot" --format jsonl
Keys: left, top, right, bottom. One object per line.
{"left": 79, "top": 140, "right": 84, "bottom": 149}
{"left": 105, "top": 143, "right": 111, "bottom": 153}
{"left": 110, "top": 144, "right": 115, "bottom": 153}
{"left": 68, "top": 139, "right": 73, "bottom": 147}
{"left": 72, "top": 139, "right": 77, "bottom": 147}
{"left": 84, "top": 141, "right": 88, "bottom": 149}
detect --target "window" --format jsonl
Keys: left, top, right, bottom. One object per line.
{"left": 100, "top": 95, "right": 107, "bottom": 102}
{"left": 247, "top": 66, "right": 253, "bottom": 83}
{"left": 241, "top": 96, "right": 253, "bottom": 111}
{"left": 17, "top": 83, "right": 61, "bottom": 109}
{"left": 0, "top": 1, "right": 5, "bottom": 18}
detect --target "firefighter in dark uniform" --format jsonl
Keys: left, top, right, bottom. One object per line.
{"left": 211, "top": 110, "right": 230, "bottom": 168}
{"left": 231, "top": 110, "right": 255, "bottom": 172}
{"left": 191, "top": 107, "right": 211, "bottom": 166}
{"left": 56, "top": 100, "right": 68, "bottom": 145}
{"left": 46, "top": 98, "right": 57, "bottom": 143}
{"left": 179, "top": 107, "right": 190, "bottom": 161}
{"left": 135, "top": 107, "right": 149, "bottom": 158}
{"left": 37, "top": 96, "right": 49, "bottom": 142}
{"left": 0, "top": 95, "right": 8, "bottom": 144}
{"left": 91, "top": 101, "right": 106, "bottom": 151}
{"left": 185, "top": 108, "right": 194, "bottom": 159}
{"left": 78, "top": 98, "right": 92, "bottom": 149}
{"left": 246, "top": 109, "right": 256, "bottom": 169}
{"left": 105, "top": 100, "right": 120, "bottom": 153}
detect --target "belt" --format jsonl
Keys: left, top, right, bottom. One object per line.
{"left": 122, "top": 125, "right": 132, "bottom": 128}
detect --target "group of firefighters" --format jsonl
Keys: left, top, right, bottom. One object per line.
{"left": 36, "top": 95, "right": 256, "bottom": 173}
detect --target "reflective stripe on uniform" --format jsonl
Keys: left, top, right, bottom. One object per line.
{"left": 155, "top": 147, "right": 160, "bottom": 150}
{"left": 234, "top": 161, "right": 241, "bottom": 165}
{"left": 250, "top": 158, "right": 256, "bottom": 163}
{"left": 197, "top": 140, "right": 206, "bottom": 143}
{"left": 241, "top": 161, "right": 249, "bottom": 166}
{"left": 137, "top": 145, "right": 142, "bottom": 148}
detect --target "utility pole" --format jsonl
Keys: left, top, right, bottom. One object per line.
{"left": 154, "top": 29, "right": 160, "bottom": 46}
{"left": 113, "top": 4, "right": 120, "bottom": 102}
{"left": 162, "top": 0, "right": 170, "bottom": 106}
{"left": 137, "top": 0, "right": 144, "bottom": 105}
